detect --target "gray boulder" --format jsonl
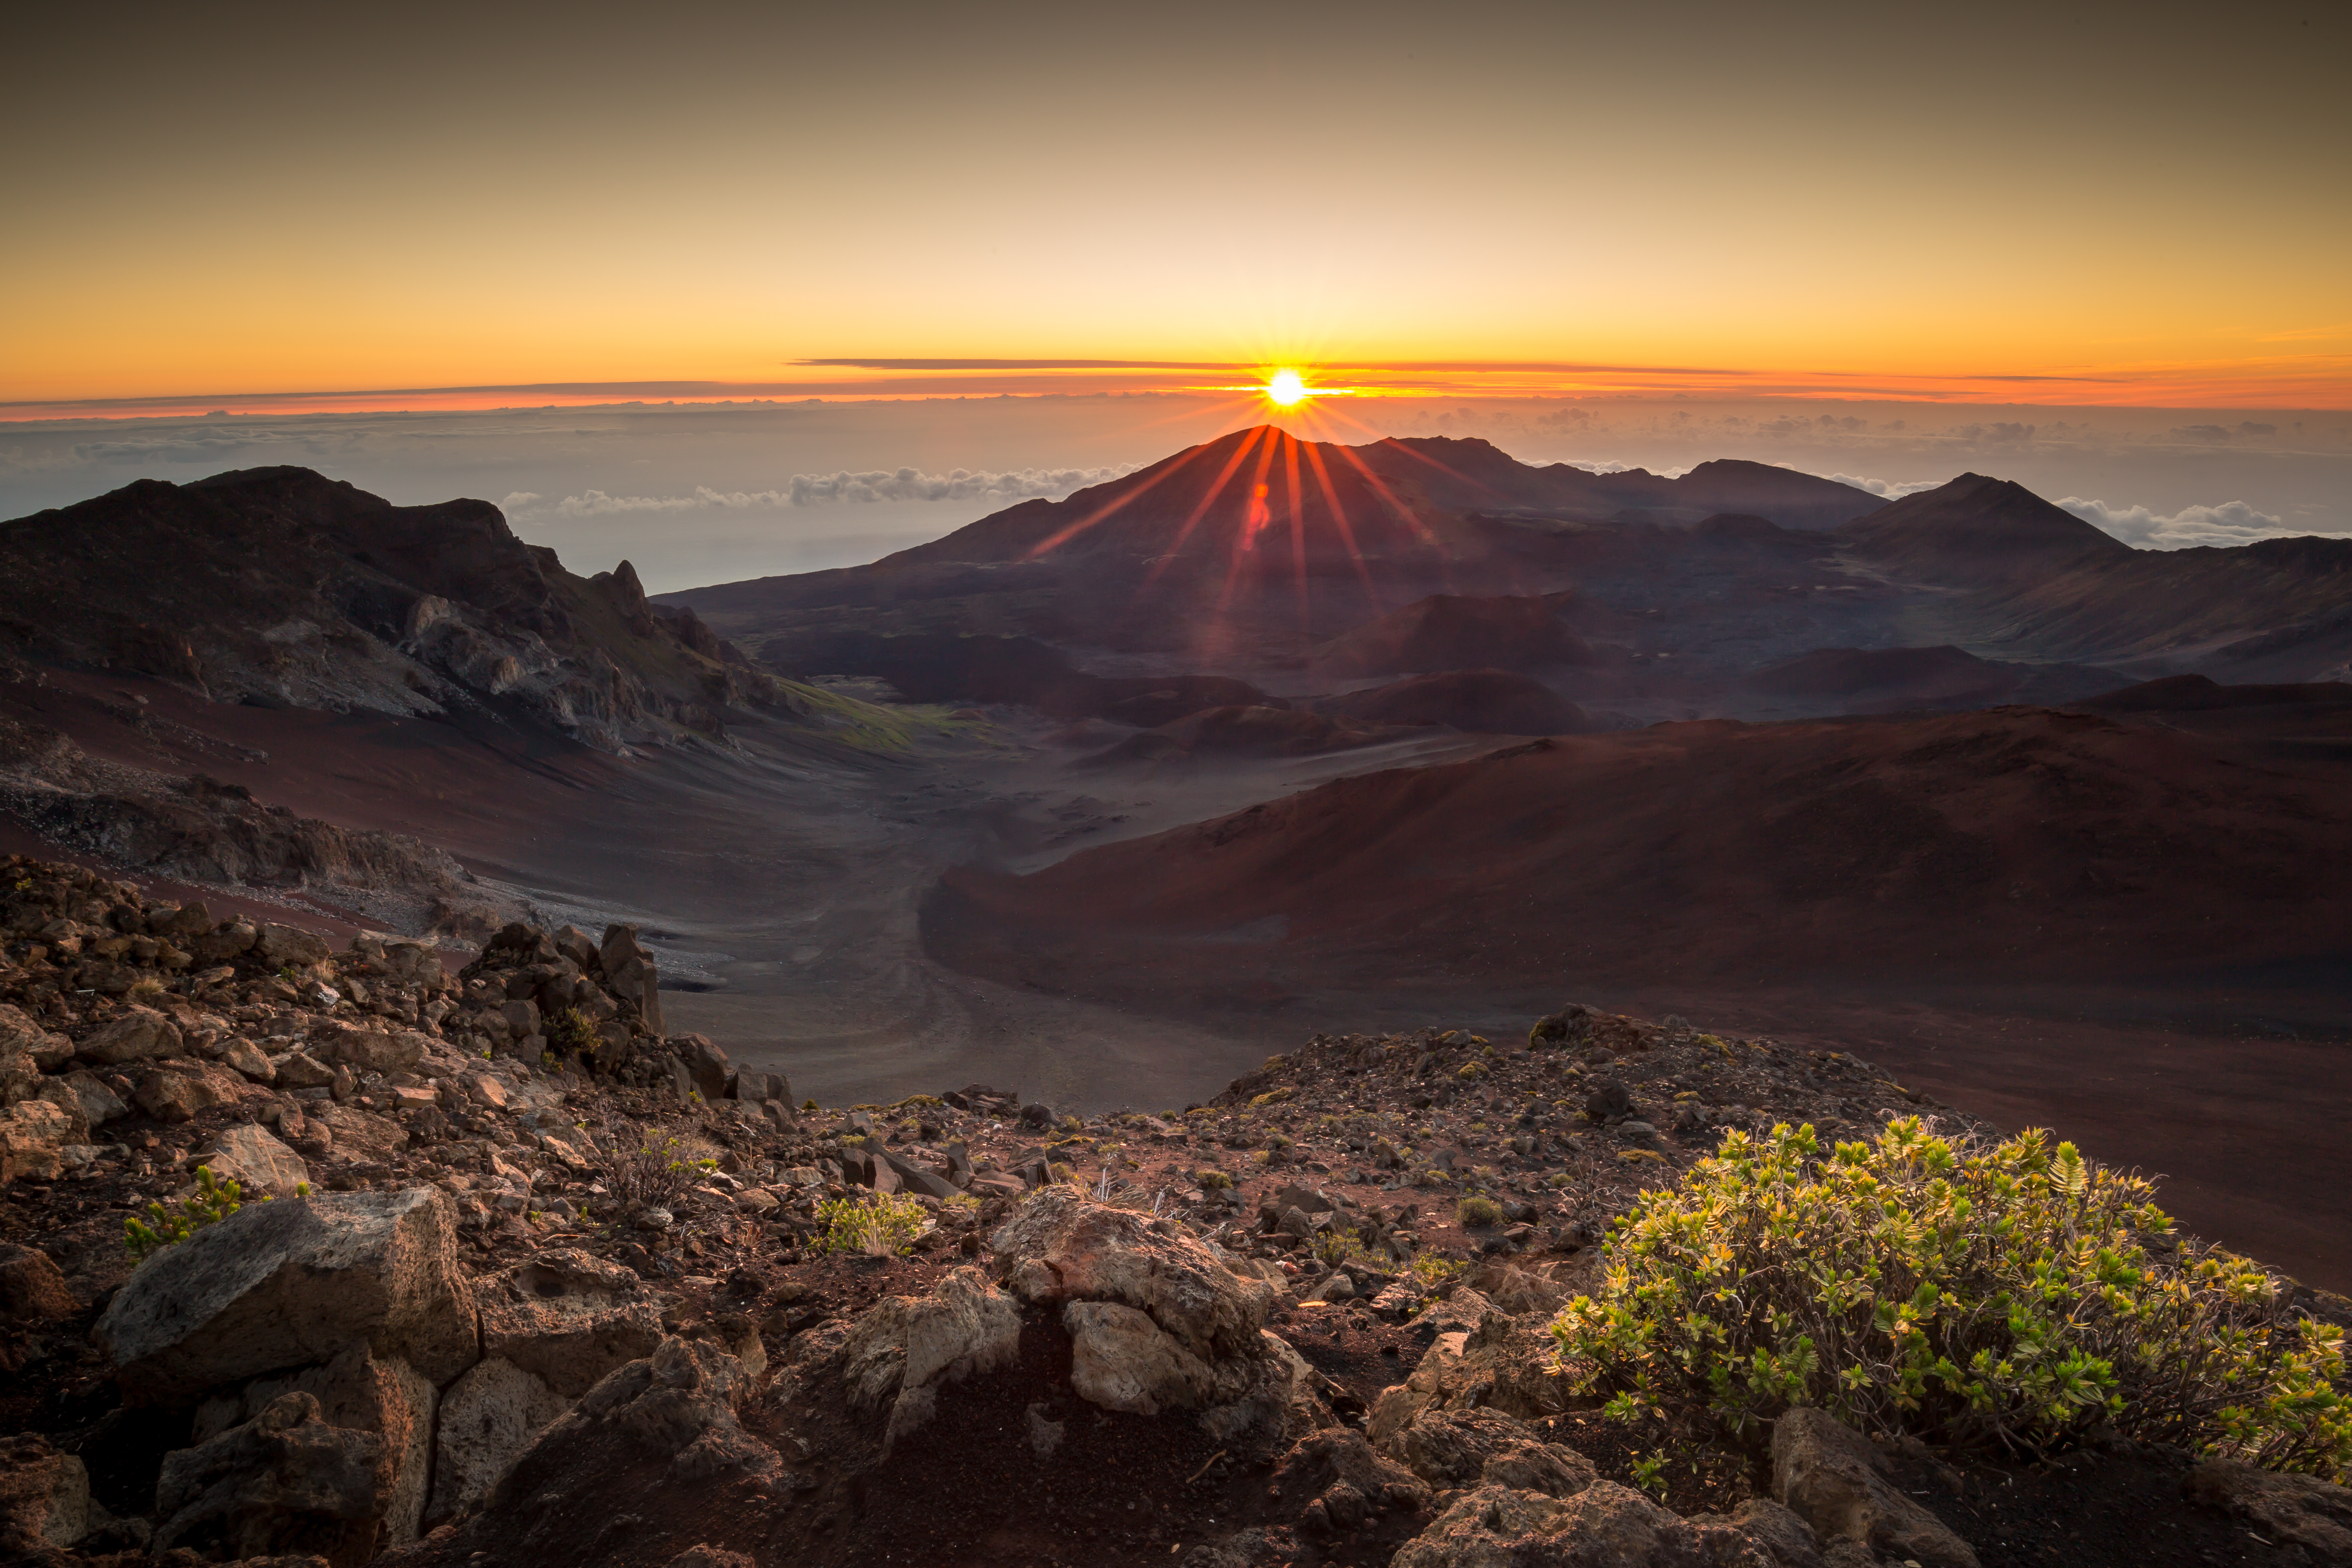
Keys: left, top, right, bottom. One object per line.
{"left": 1771, "top": 1407, "right": 1979, "bottom": 1568}
{"left": 424, "top": 1355, "right": 570, "bottom": 1527}
{"left": 0, "top": 1004, "right": 72, "bottom": 1070}
{"left": 203, "top": 1343, "right": 437, "bottom": 1549}
{"left": 76, "top": 1004, "right": 183, "bottom": 1065}
{"left": 2185, "top": 1458, "right": 2352, "bottom": 1558}
{"left": 97, "top": 1186, "right": 478, "bottom": 1401}
{"left": 154, "top": 1390, "right": 386, "bottom": 1566}
{"left": 1392, "top": 1480, "right": 1770, "bottom": 1567}
{"left": 0, "top": 1433, "right": 89, "bottom": 1551}
{"left": 477, "top": 1248, "right": 664, "bottom": 1397}
{"left": 600, "top": 924, "right": 666, "bottom": 1038}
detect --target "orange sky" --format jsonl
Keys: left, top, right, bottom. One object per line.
{"left": 6, "top": 2, "right": 2346, "bottom": 412}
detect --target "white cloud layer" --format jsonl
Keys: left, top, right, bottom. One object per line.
{"left": 502, "top": 463, "right": 1138, "bottom": 519}
{"left": 1824, "top": 473, "right": 1946, "bottom": 499}
{"left": 2054, "top": 495, "right": 2344, "bottom": 550}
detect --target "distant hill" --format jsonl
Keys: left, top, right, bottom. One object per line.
{"left": 879, "top": 428, "right": 1879, "bottom": 572}
{"left": 1837, "top": 473, "right": 2130, "bottom": 586}
{"left": 1321, "top": 669, "right": 1591, "bottom": 735}
{"left": 1311, "top": 592, "right": 1601, "bottom": 678}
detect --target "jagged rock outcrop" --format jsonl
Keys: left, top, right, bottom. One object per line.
{"left": 0, "top": 468, "right": 780, "bottom": 753}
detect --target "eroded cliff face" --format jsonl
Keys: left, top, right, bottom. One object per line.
{"left": 0, "top": 467, "right": 792, "bottom": 754}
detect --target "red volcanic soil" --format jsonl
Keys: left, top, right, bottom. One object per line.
{"left": 1323, "top": 669, "right": 1590, "bottom": 735}
{"left": 1740, "top": 644, "right": 2024, "bottom": 706}
{"left": 1311, "top": 591, "right": 1600, "bottom": 678}
{"left": 933, "top": 705, "right": 2352, "bottom": 997}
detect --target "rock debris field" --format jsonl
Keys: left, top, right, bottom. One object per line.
{"left": 2, "top": 849, "right": 2347, "bottom": 1568}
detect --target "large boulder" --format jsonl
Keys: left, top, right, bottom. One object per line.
{"left": 58, "top": 1068, "right": 128, "bottom": 1127}
{"left": 0, "top": 1099, "right": 75, "bottom": 1182}
{"left": 423, "top": 1356, "right": 570, "bottom": 1528}
{"left": 477, "top": 1249, "right": 664, "bottom": 1398}
{"left": 1392, "top": 1481, "right": 1771, "bottom": 1568}
{"left": 2185, "top": 1459, "right": 2352, "bottom": 1558}
{"left": 309, "top": 1024, "right": 428, "bottom": 1076}
{"left": 75, "top": 1004, "right": 183, "bottom": 1065}
{"left": 1386, "top": 1405, "right": 1597, "bottom": 1497}
{"left": 991, "top": 1187, "right": 1277, "bottom": 1361}
{"left": 0, "top": 1433, "right": 89, "bottom": 1552}
{"left": 254, "top": 922, "right": 333, "bottom": 966}
{"left": 448, "top": 1337, "right": 776, "bottom": 1557}
{"left": 133, "top": 1059, "right": 246, "bottom": 1122}
{"left": 677, "top": 1034, "right": 729, "bottom": 1102}
{"left": 836, "top": 1265, "right": 1023, "bottom": 1446}
{"left": 0, "top": 1243, "right": 78, "bottom": 1326}
{"left": 1064, "top": 1299, "right": 1231, "bottom": 1415}
{"left": 201, "top": 1123, "right": 310, "bottom": 1200}
{"left": 1771, "top": 1407, "right": 1979, "bottom": 1568}
{"left": 153, "top": 1390, "right": 387, "bottom": 1566}
{"left": 600, "top": 924, "right": 666, "bottom": 1038}
{"left": 96, "top": 1186, "right": 478, "bottom": 1401}
{"left": 203, "top": 1343, "right": 438, "bottom": 1549}
{"left": 0, "top": 1003, "right": 72, "bottom": 1070}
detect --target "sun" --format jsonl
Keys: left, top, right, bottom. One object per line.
{"left": 1265, "top": 368, "right": 1308, "bottom": 406}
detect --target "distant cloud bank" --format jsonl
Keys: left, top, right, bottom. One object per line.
{"left": 501, "top": 463, "right": 1138, "bottom": 519}
{"left": 2053, "top": 495, "right": 2336, "bottom": 550}
{"left": 1823, "top": 473, "right": 1946, "bottom": 499}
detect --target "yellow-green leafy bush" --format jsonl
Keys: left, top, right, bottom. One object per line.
{"left": 1410, "top": 1252, "right": 1464, "bottom": 1289}
{"left": 126, "top": 1167, "right": 307, "bottom": 1262}
{"left": 1549, "top": 1119, "right": 2350, "bottom": 1479}
{"left": 815, "top": 1190, "right": 929, "bottom": 1256}
{"left": 1457, "top": 1195, "right": 1504, "bottom": 1227}
{"left": 545, "top": 1006, "right": 600, "bottom": 1056}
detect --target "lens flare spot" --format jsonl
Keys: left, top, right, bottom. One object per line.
{"left": 1266, "top": 369, "right": 1307, "bottom": 406}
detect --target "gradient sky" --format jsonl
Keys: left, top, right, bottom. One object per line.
{"left": 7, "top": 0, "right": 2347, "bottom": 410}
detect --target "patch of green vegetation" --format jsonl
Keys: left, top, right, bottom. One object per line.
{"left": 1313, "top": 1227, "right": 1368, "bottom": 1268}
{"left": 1410, "top": 1252, "right": 1464, "bottom": 1289}
{"left": 126, "top": 1167, "right": 308, "bottom": 1262}
{"left": 1457, "top": 1195, "right": 1504, "bottom": 1227}
{"left": 1551, "top": 1119, "right": 2352, "bottom": 1480}
{"left": 814, "top": 1190, "right": 929, "bottom": 1256}
{"left": 545, "top": 1006, "right": 599, "bottom": 1056}
{"left": 775, "top": 679, "right": 987, "bottom": 752}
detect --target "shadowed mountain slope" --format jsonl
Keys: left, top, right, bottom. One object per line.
{"left": 1836, "top": 473, "right": 2130, "bottom": 586}
{"left": 928, "top": 704, "right": 2352, "bottom": 1001}
{"left": 0, "top": 467, "right": 772, "bottom": 751}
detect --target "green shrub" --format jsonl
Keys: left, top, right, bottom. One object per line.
{"left": 815, "top": 1190, "right": 929, "bottom": 1256}
{"left": 1314, "top": 1227, "right": 1367, "bottom": 1267}
{"left": 1410, "top": 1252, "right": 1464, "bottom": 1289}
{"left": 126, "top": 1167, "right": 307, "bottom": 1262}
{"left": 1549, "top": 1119, "right": 2352, "bottom": 1479}
{"left": 1196, "top": 1169, "right": 1234, "bottom": 1190}
{"left": 1455, "top": 1061, "right": 1488, "bottom": 1081}
{"left": 1457, "top": 1195, "right": 1504, "bottom": 1227}
{"left": 545, "top": 1006, "right": 598, "bottom": 1056}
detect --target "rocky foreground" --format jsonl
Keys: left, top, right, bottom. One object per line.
{"left": 3, "top": 851, "right": 2349, "bottom": 1568}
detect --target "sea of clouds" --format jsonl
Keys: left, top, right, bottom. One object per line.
{"left": 502, "top": 464, "right": 1138, "bottom": 518}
